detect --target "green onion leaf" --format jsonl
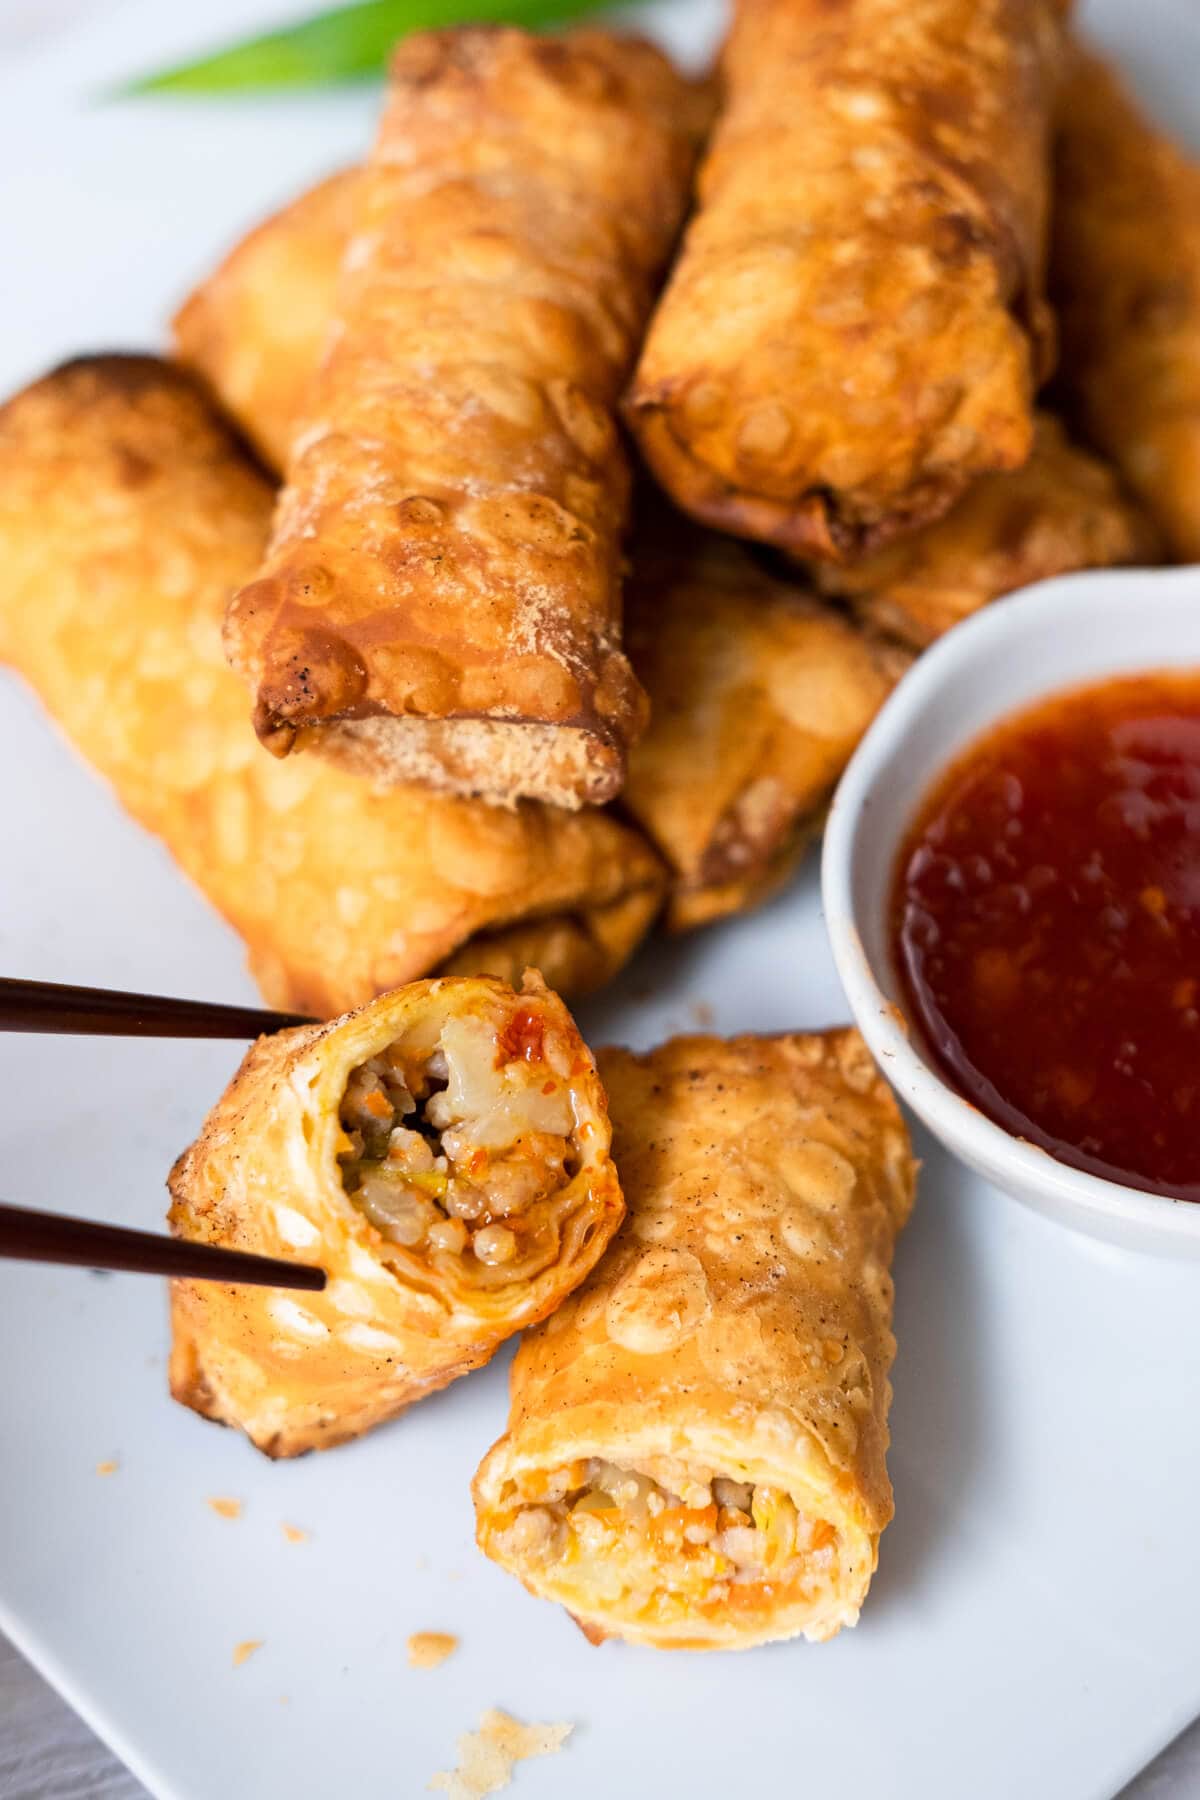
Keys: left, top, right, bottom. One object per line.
{"left": 122, "top": 0, "right": 610, "bottom": 94}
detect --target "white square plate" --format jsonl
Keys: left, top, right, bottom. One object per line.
{"left": 1, "top": 2, "right": 1199, "bottom": 1795}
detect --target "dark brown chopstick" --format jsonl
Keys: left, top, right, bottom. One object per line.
{"left": 0, "top": 977, "right": 314, "bottom": 1038}
{"left": 0, "top": 1202, "right": 326, "bottom": 1290}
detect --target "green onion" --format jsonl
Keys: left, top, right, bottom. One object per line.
{"left": 123, "top": 0, "right": 609, "bottom": 95}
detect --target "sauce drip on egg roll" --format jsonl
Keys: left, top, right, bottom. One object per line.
{"left": 475, "top": 1029, "right": 916, "bottom": 1649}
{"left": 0, "top": 358, "right": 665, "bottom": 1017}
{"left": 224, "top": 27, "right": 705, "bottom": 808}
{"left": 626, "top": 0, "right": 1066, "bottom": 561}
{"left": 169, "top": 974, "right": 623, "bottom": 1456}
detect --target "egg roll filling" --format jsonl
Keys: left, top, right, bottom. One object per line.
{"left": 337, "top": 1010, "right": 582, "bottom": 1286}
{"left": 489, "top": 1457, "right": 838, "bottom": 1626}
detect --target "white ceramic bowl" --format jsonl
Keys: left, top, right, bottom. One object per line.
{"left": 822, "top": 565, "right": 1200, "bottom": 1257}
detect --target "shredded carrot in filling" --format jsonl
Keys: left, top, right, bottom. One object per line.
{"left": 493, "top": 1459, "right": 839, "bottom": 1621}
{"left": 337, "top": 1009, "right": 581, "bottom": 1280}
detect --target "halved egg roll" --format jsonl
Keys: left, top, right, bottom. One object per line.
{"left": 0, "top": 357, "right": 665, "bottom": 1016}
{"left": 1051, "top": 48, "right": 1200, "bottom": 561}
{"left": 174, "top": 168, "right": 355, "bottom": 474}
{"left": 225, "top": 28, "right": 703, "bottom": 808}
{"left": 624, "top": 517, "right": 906, "bottom": 930}
{"left": 169, "top": 973, "right": 623, "bottom": 1456}
{"left": 475, "top": 1028, "right": 916, "bottom": 1650}
{"left": 813, "top": 412, "right": 1159, "bottom": 648}
{"left": 626, "top": 0, "right": 1065, "bottom": 561}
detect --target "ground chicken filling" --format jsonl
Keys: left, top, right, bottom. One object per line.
{"left": 494, "top": 1458, "right": 839, "bottom": 1623}
{"left": 337, "top": 1008, "right": 581, "bottom": 1285}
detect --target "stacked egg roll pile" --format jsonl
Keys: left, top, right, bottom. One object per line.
{"left": 175, "top": 169, "right": 906, "bottom": 932}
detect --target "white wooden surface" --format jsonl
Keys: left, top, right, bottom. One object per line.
{"left": 0, "top": 2, "right": 1198, "bottom": 1796}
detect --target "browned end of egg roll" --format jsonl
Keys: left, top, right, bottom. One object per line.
{"left": 1051, "top": 46, "right": 1200, "bottom": 561}
{"left": 0, "top": 357, "right": 665, "bottom": 1015}
{"left": 624, "top": 515, "right": 907, "bottom": 929}
{"left": 169, "top": 973, "right": 623, "bottom": 1456}
{"left": 813, "top": 412, "right": 1160, "bottom": 647}
{"left": 626, "top": 0, "right": 1066, "bottom": 562}
{"left": 173, "top": 168, "right": 355, "bottom": 474}
{"left": 224, "top": 28, "right": 704, "bottom": 808}
{"left": 475, "top": 1028, "right": 916, "bottom": 1649}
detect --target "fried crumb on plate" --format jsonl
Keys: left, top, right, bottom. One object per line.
{"left": 689, "top": 1000, "right": 715, "bottom": 1028}
{"left": 207, "top": 1496, "right": 242, "bottom": 1520}
{"left": 95, "top": 1460, "right": 118, "bottom": 1477}
{"left": 407, "top": 1631, "right": 459, "bottom": 1669}
{"left": 232, "top": 1640, "right": 263, "bottom": 1668}
{"left": 429, "top": 1709, "right": 573, "bottom": 1798}
{"left": 281, "top": 1523, "right": 309, "bottom": 1544}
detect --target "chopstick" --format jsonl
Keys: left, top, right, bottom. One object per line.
{"left": 0, "top": 1202, "right": 326, "bottom": 1290}
{"left": 0, "top": 977, "right": 314, "bottom": 1038}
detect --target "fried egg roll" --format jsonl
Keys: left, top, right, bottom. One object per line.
{"left": 0, "top": 358, "right": 665, "bottom": 1016}
{"left": 169, "top": 973, "right": 623, "bottom": 1456}
{"left": 475, "top": 1029, "right": 916, "bottom": 1650}
{"left": 174, "top": 169, "right": 355, "bottom": 474}
{"left": 813, "top": 412, "right": 1158, "bottom": 648}
{"left": 626, "top": 0, "right": 1065, "bottom": 562}
{"left": 225, "top": 28, "right": 703, "bottom": 808}
{"left": 624, "top": 518, "right": 906, "bottom": 930}
{"left": 1051, "top": 49, "right": 1200, "bottom": 561}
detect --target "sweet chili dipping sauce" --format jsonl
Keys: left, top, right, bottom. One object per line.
{"left": 892, "top": 673, "right": 1200, "bottom": 1200}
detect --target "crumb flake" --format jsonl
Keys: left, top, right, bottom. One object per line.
{"left": 690, "top": 1000, "right": 715, "bottom": 1028}
{"left": 95, "top": 1460, "right": 118, "bottom": 1477}
{"left": 407, "top": 1631, "right": 459, "bottom": 1670}
{"left": 232, "top": 1639, "right": 263, "bottom": 1668}
{"left": 207, "top": 1496, "right": 242, "bottom": 1520}
{"left": 429, "top": 1709, "right": 573, "bottom": 1798}
{"left": 281, "top": 1523, "right": 309, "bottom": 1544}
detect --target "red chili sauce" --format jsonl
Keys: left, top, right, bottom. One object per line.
{"left": 892, "top": 673, "right": 1200, "bottom": 1200}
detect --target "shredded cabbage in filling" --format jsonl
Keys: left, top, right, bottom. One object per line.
{"left": 493, "top": 1458, "right": 838, "bottom": 1622}
{"left": 337, "top": 1008, "right": 580, "bottom": 1282}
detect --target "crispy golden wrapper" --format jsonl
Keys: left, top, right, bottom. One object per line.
{"left": 626, "top": 0, "right": 1066, "bottom": 562}
{"left": 174, "top": 168, "right": 354, "bottom": 474}
{"left": 475, "top": 1029, "right": 916, "bottom": 1649}
{"left": 814, "top": 412, "right": 1159, "bottom": 647}
{"left": 624, "top": 517, "right": 906, "bottom": 929}
{"left": 225, "top": 28, "right": 703, "bottom": 807}
{"left": 169, "top": 974, "right": 624, "bottom": 1457}
{"left": 1051, "top": 48, "right": 1200, "bottom": 561}
{"left": 0, "top": 358, "right": 665, "bottom": 1015}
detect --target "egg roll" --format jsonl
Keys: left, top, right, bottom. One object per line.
{"left": 624, "top": 517, "right": 906, "bottom": 930}
{"left": 813, "top": 412, "right": 1159, "bottom": 648}
{"left": 625, "top": 0, "right": 1065, "bottom": 562}
{"left": 225, "top": 28, "right": 703, "bottom": 808}
{"left": 174, "top": 168, "right": 355, "bottom": 474}
{"left": 169, "top": 973, "right": 623, "bottom": 1456}
{"left": 1051, "top": 48, "right": 1200, "bottom": 561}
{"left": 0, "top": 357, "right": 665, "bottom": 1016}
{"left": 475, "top": 1028, "right": 915, "bottom": 1649}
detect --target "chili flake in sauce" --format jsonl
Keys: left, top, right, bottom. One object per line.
{"left": 892, "top": 672, "right": 1200, "bottom": 1200}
